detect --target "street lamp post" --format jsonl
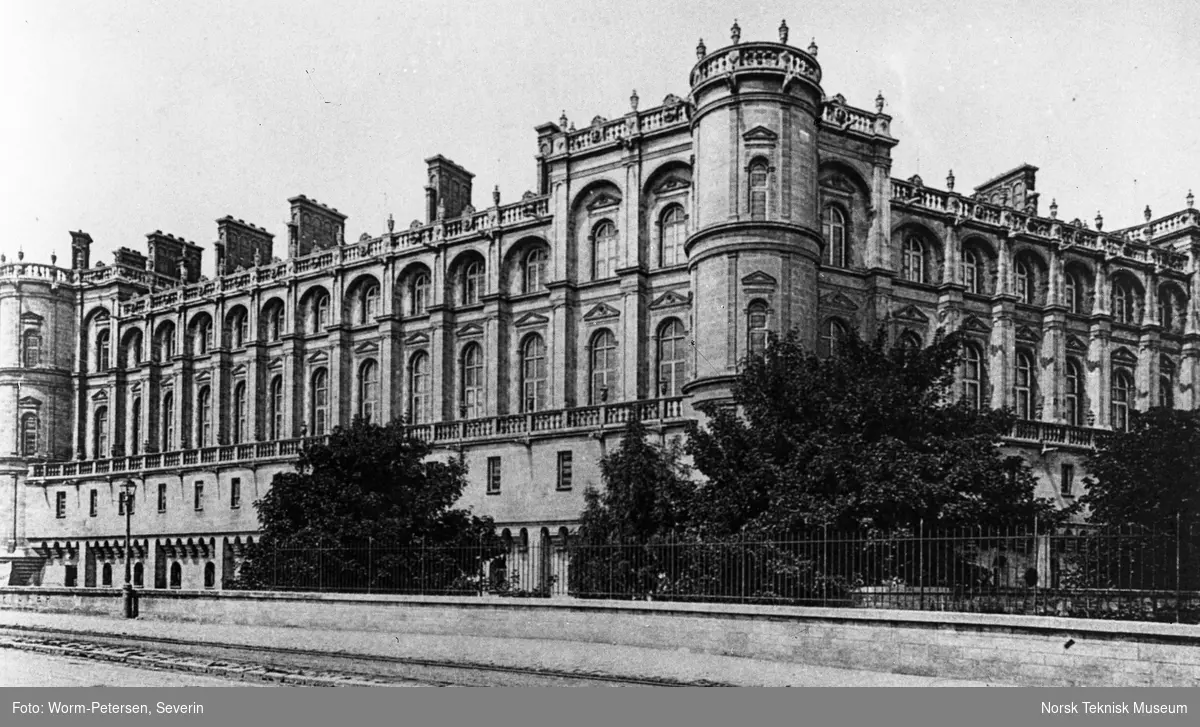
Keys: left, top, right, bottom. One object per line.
{"left": 120, "top": 479, "right": 137, "bottom": 618}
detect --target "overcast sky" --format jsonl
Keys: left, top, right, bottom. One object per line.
{"left": 2, "top": 0, "right": 1195, "bottom": 272}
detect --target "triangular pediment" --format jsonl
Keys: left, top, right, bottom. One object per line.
{"left": 819, "top": 291, "right": 859, "bottom": 311}
{"left": 742, "top": 125, "right": 778, "bottom": 143}
{"left": 194, "top": 370, "right": 212, "bottom": 383}
{"left": 1015, "top": 326, "right": 1040, "bottom": 343}
{"left": 514, "top": 312, "right": 549, "bottom": 328}
{"left": 650, "top": 290, "right": 691, "bottom": 310}
{"left": 654, "top": 177, "right": 691, "bottom": 194}
{"left": 586, "top": 192, "right": 622, "bottom": 211}
{"left": 893, "top": 304, "right": 930, "bottom": 323}
{"left": 353, "top": 341, "right": 380, "bottom": 354}
{"left": 455, "top": 323, "right": 484, "bottom": 338}
{"left": 741, "top": 271, "right": 777, "bottom": 288}
{"left": 962, "top": 316, "right": 991, "bottom": 334}
{"left": 18, "top": 396, "right": 42, "bottom": 408}
{"left": 403, "top": 332, "right": 430, "bottom": 345}
{"left": 268, "top": 356, "right": 284, "bottom": 370}
{"left": 306, "top": 351, "right": 329, "bottom": 364}
{"left": 583, "top": 302, "right": 621, "bottom": 321}
{"left": 1066, "top": 335, "right": 1088, "bottom": 353}
{"left": 20, "top": 311, "right": 44, "bottom": 325}
{"left": 1111, "top": 347, "right": 1138, "bottom": 366}
{"left": 231, "top": 364, "right": 248, "bottom": 377}
{"left": 128, "top": 383, "right": 142, "bottom": 394}
{"left": 91, "top": 390, "right": 108, "bottom": 402}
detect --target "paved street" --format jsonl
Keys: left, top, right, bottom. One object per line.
{"left": 0, "top": 648, "right": 261, "bottom": 687}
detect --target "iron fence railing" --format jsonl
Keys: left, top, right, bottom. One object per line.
{"left": 230, "top": 524, "right": 1200, "bottom": 624}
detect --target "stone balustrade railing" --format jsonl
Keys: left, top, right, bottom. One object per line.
{"left": 821, "top": 101, "right": 891, "bottom": 138}
{"left": 563, "top": 102, "right": 691, "bottom": 155}
{"left": 690, "top": 42, "right": 821, "bottom": 89}
{"left": 1006, "top": 419, "right": 1109, "bottom": 449}
{"left": 0, "top": 262, "right": 72, "bottom": 282}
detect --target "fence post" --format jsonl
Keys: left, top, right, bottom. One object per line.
{"left": 918, "top": 519, "right": 925, "bottom": 611}
{"left": 367, "top": 537, "right": 373, "bottom": 595}
{"left": 1176, "top": 512, "right": 1182, "bottom": 624}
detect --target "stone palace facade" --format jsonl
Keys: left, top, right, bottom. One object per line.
{"left": 2, "top": 23, "right": 1198, "bottom": 590}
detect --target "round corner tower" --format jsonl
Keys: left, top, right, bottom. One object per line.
{"left": 683, "top": 28, "right": 825, "bottom": 412}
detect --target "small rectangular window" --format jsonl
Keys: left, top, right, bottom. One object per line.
{"left": 89, "top": 490, "right": 98, "bottom": 518}
{"left": 158, "top": 483, "right": 167, "bottom": 513}
{"left": 231, "top": 477, "right": 241, "bottom": 509}
{"left": 557, "top": 451, "right": 573, "bottom": 491}
{"left": 118, "top": 491, "right": 126, "bottom": 516}
{"left": 1061, "top": 464, "right": 1075, "bottom": 497}
{"left": 194, "top": 481, "right": 204, "bottom": 511}
{"left": 55, "top": 492, "right": 66, "bottom": 519}
{"left": 487, "top": 457, "right": 502, "bottom": 495}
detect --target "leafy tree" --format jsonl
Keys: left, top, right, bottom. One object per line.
{"left": 236, "top": 418, "right": 498, "bottom": 592}
{"left": 685, "top": 328, "right": 1066, "bottom": 538}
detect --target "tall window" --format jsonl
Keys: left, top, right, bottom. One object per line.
{"left": 410, "top": 272, "right": 430, "bottom": 315}
{"left": 748, "top": 159, "right": 768, "bottom": 219}
{"left": 899, "top": 331, "right": 923, "bottom": 350}
{"left": 197, "top": 386, "right": 212, "bottom": 446}
{"left": 361, "top": 283, "right": 380, "bottom": 323}
{"left": 1014, "top": 259, "right": 1032, "bottom": 304}
{"left": 269, "top": 376, "right": 284, "bottom": 439}
{"left": 1064, "top": 360, "right": 1083, "bottom": 427}
{"left": 158, "top": 482, "right": 167, "bottom": 512}
{"left": 130, "top": 398, "right": 141, "bottom": 455}
{"left": 359, "top": 360, "right": 379, "bottom": 422}
{"left": 1111, "top": 369, "right": 1133, "bottom": 431}
{"left": 194, "top": 318, "right": 212, "bottom": 355}
{"left": 408, "top": 353, "right": 431, "bottom": 423}
{"left": 819, "top": 319, "right": 848, "bottom": 358}
{"left": 310, "top": 368, "right": 329, "bottom": 435}
{"left": 523, "top": 248, "right": 548, "bottom": 293}
{"left": 902, "top": 237, "right": 925, "bottom": 283}
{"left": 962, "top": 344, "right": 984, "bottom": 409}
{"left": 158, "top": 325, "right": 176, "bottom": 360}
{"left": 94, "top": 406, "right": 109, "bottom": 458}
{"left": 228, "top": 310, "right": 248, "bottom": 348}
{"left": 89, "top": 489, "right": 98, "bottom": 517}
{"left": 1112, "top": 281, "right": 1135, "bottom": 324}
{"left": 589, "top": 329, "right": 618, "bottom": 404}
{"left": 23, "top": 330, "right": 41, "bottom": 367}
{"left": 962, "top": 249, "right": 981, "bottom": 294}
{"left": 822, "top": 206, "right": 846, "bottom": 268}
{"left": 232, "top": 382, "right": 247, "bottom": 444}
{"left": 460, "top": 345, "right": 484, "bottom": 419}
{"left": 462, "top": 260, "right": 484, "bottom": 305}
{"left": 95, "top": 329, "right": 111, "bottom": 371}
{"left": 747, "top": 301, "right": 769, "bottom": 357}
{"left": 311, "top": 292, "right": 329, "bottom": 333}
{"left": 591, "top": 221, "right": 618, "bottom": 280}
{"left": 1064, "top": 272, "right": 1081, "bottom": 314}
{"left": 20, "top": 413, "right": 38, "bottom": 456}
{"left": 264, "top": 304, "right": 283, "bottom": 341}
{"left": 657, "top": 319, "right": 686, "bottom": 396}
{"left": 1014, "top": 351, "right": 1035, "bottom": 420}
{"left": 660, "top": 205, "right": 686, "bottom": 268}
{"left": 161, "top": 393, "right": 174, "bottom": 451}
{"left": 1160, "top": 357, "right": 1176, "bottom": 409}
{"left": 521, "top": 334, "right": 547, "bottom": 413}
{"left": 124, "top": 331, "right": 143, "bottom": 367}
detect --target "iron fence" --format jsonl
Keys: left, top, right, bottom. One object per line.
{"left": 231, "top": 524, "right": 1200, "bottom": 623}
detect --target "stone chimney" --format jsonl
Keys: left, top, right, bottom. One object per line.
{"left": 287, "top": 196, "right": 347, "bottom": 258}
{"left": 146, "top": 231, "right": 203, "bottom": 283}
{"left": 424, "top": 155, "right": 475, "bottom": 222}
{"left": 215, "top": 216, "right": 274, "bottom": 274}
{"left": 69, "top": 231, "right": 93, "bottom": 270}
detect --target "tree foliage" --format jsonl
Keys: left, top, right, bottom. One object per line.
{"left": 685, "top": 328, "right": 1065, "bottom": 537}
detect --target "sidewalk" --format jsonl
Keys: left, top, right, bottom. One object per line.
{"left": 0, "top": 610, "right": 1009, "bottom": 687}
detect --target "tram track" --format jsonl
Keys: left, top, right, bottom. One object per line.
{"left": 0, "top": 624, "right": 726, "bottom": 687}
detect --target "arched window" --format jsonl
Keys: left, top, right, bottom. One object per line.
{"left": 660, "top": 205, "right": 686, "bottom": 268}
{"left": 310, "top": 368, "right": 329, "bottom": 435}
{"left": 591, "top": 221, "right": 618, "bottom": 280}
{"left": 462, "top": 260, "right": 484, "bottom": 305}
{"left": 197, "top": 386, "right": 213, "bottom": 446}
{"left": 1064, "top": 272, "right": 1081, "bottom": 314}
{"left": 1160, "top": 357, "right": 1176, "bottom": 409}
{"left": 1064, "top": 360, "right": 1083, "bottom": 427}
{"left": 1014, "top": 351, "right": 1035, "bottom": 420}
{"left": 1111, "top": 369, "right": 1133, "bottom": 431}
{"left": 523, "top": 248, "right": 548, "bottom": 293}
{"left": 1014, "top": 259, "right": 1032, "bottom": 304}
{"left": 158, "top": 324, "right": 176, "bottom": 361}
{"left": 123, "top": 331, "right": 143, "bottom": 367}
{"left": 94, "top": 406, "right": 109, "bottom": 458}
{"left": 161, "top": 393, "right": 174, "bottom": 451}
{"left": 359, "top": 360, "right": 379, "bottom": 422}
{"left": 819, "top": 319, "right": 848, "bottom": 358}
{"left": 520, "top": 335, "right": 547, "bottom": 413}
{"left": 962, "top": 249, "right": 982, "bottom": 295}
{"left": 95, "top": 329, "right": 111, "bottom": 371}
{"left": 822, "top": 206, "right": 846, "bottom": 268}
{"left": 263, "top": 303, "right": 283, "bottom": 342}
{"left": 410, "top": 272, "right": 430, "bottom": 315}
{"left": 747, "top": 301, "right": 769, "bottom": 357}
{"left": 268, "top": 376, "right": 284, "bottom": 439}
{"left": 20, "top": 413, "right": 38, "bottom": 456}
{"left": 962, "top": 344, "right": 984, "bottom": 409}
{"left": 192, "top": 318, "right": 212, "bottom": 355}
{"left": 204, "top": 562, "right": 216, "bottom": 589}
{"left": 232, "top": 382, "right": 247, "bottom": 444}
{"left": 23, "top": 330, "right": 42, "bottom": 367}
{"left": 229, "top": 309, "right": 248, "bottom": 347}
{"left": 361, "top": 283, "right": 380, "bottom": 323}
{"left": 169, "top": 562, "right": 182, "bottom": 589}
{"left": 460, "top": 345, "right": 484, "bottom": 419}
{"left": 129, "top": 398, "right": 141, "bottom": 455}
{"left": 902, "top": 236, "right": 925, "bottom": 283}
{"left": 748, "top": 159, "right": 768, "bottom": 220}
{"left": 657, "top": 319, "right": 686, "bottom": 396}
{"left": 311, "top": 292, "right": 329, "bottom": 333}
{"left": 133, "top": 562, "right": 144, "bottom": 587}
{"left": 408, "top": 353, "right": 430, "bottom": 423}
{"left": 102, "top": 563, "right": 112, "bottom": 587}
{"left": 589, "top": 329, "right": 618, "bottom": 404}
{"left": 899, "top": 331, "right": 923, "bottom": 351}
{"left": 1112, "top": 281, "right": 1135, "bottom": 324}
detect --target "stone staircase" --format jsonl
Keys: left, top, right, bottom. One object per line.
{"left": 0, "top": 555, "right": 45, "bottom": 586}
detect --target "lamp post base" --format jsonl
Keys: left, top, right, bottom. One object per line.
{"left": 122, "top": 584, "right": 138, "bottom": 619}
